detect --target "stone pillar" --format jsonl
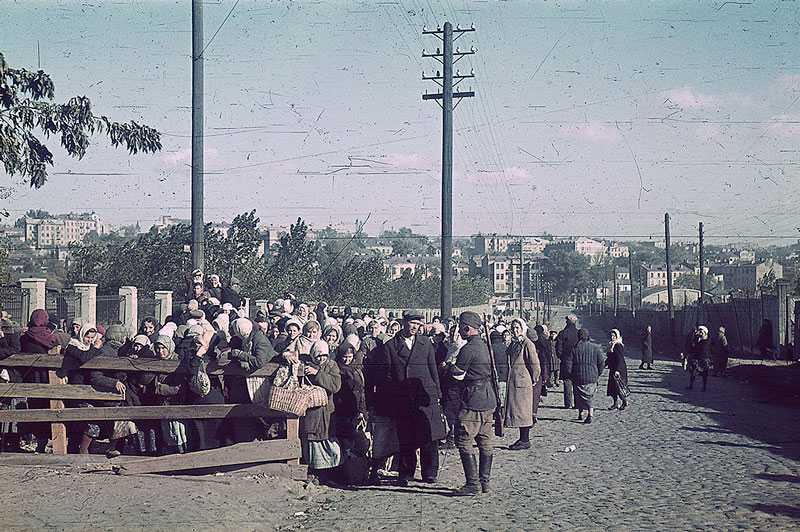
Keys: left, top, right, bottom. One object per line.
{"left": 118, "top": 286, "right": 138, "bottom": 337}
{"left": 73, "top": 283, "right": 97, "bottom": 325}
{"left": 19, "top": 278, "right": 46, "bottom": 322}
{"left": 154, "top": 290, "right": 173, "bottom": 325}
{"left": 254, "top": 299, "right": 269, "bottom": 314}
{"left": 777, "top": 280, "right": 790, "bottom": 353}
{"left": 241, "top": 297, "right": 251, "bottom": 318}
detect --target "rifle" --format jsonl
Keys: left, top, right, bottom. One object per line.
{"left": 483, "top": 315, "right": 504, "bottom": 437}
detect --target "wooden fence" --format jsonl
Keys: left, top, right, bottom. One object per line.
{"left": 0, "top": 350, "right": 303, "bottom": 476}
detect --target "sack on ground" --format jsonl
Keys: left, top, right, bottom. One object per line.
{"left": 306, "top": 439, "right": 341, "bottom": 470}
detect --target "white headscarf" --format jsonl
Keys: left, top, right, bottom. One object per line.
{"left": 610, "top": 328, "right": 624, "bottom": 346}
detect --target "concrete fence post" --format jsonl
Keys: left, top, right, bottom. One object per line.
{"left": 241, "top": 297, "right": 251, "bottom": 318}
{"left": 154, "top": 290, "right": 173, "bottom": 326}
{"left": 19, "top": 278, "right": 46, "bottom": 322}
{"left": 776, "top": 279, "right": 790, "bottom": 355}
{"left": 254, "top": 299, "right": 269, "bottom": 314}
{"left": 73, "top": 283, "right": 97, "bottom": 325}
{"left": 119, "top": 286, "right": 138, "bottom": 337}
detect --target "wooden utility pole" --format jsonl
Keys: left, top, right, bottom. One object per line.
{"left": 191, "top": 0, "right": 205, "bottom": 271}
{"left": 628, "top": 252, "right": 635, "bottom": 314}
{"left": 698, "top": 221, "right": 705, "bottom": 325}
{"left": 518, "top": 240, "right": 524, "bottom": 317}
{"left": 423, "top": 22, "right": 475, "bottom": 320}
{"left": 665, "top": 213, "right": 675, "bottom": 338}
{"left": 612, "top": 263, "right": 619, "bottom": 317}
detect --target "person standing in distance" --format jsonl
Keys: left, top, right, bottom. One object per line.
{"left": 556, "top": 314, "right": 580, "bottom": 409}
{"left": 447, "top": 311, "right": 498, "bottom": 496}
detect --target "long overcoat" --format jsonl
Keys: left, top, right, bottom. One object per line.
{"left": 504, "top": 337, "right": 541, "bottom": 428}
{"left": 605, "top": 343, "right": 629, "bottom": 397}
{"left": 641, "top": 332, "right": 654, "bottom": 364}
{"left": 368, "top": 334, "right": 446, "bottom": 450}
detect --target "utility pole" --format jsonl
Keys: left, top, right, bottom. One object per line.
{"left": 535, "top": 268, "right": 541, "bottom": 324}
{"left": 628, "top": 252, "right": 635, "bottom": 314}
{"left": 665, "top": 213, "right": 675, "bottom": 339}
{"left": 191, "top": 0, "right": 205, "bottom": 271}
{"left": 423, "top": 22, "right": 475, "bottom": 321}
{"left": 613, "top": 262, "right": 619, "bottom": 317}
{"left": 518, "top": 240, "right": 524, "bottom": 318}
{"left": 698, "top": 221, "right": 705, "bottom": 325}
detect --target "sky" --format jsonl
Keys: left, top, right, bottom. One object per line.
{"left": 1, "top": 0, "right": 799, "bottom": 245}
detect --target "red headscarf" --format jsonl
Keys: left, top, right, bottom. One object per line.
{"left": 24, "top": 309, "right": 59, "bottom": 350}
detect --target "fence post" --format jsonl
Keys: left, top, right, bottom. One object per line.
{"left": 254, "top": 299, "right": 269, "bottom": 314}
{"left": 154, "top": 290, "right": 173, "bottom": 325}
{"left": 73, "top": 283, "right": 97, "bottom": 325}
{"left": 19, "top": 278, "right": 46, "bottom": 321}
{"left": 241, "top": 297, "right": 251, "bottom": 318}
{"left": 776, "top": 279, "right": 790, "bottom": 356}
{"left": 48, "top": 345, "right": 68, "bottom": 455}
{"left": 119, "top": 286, "right": 138, "bottom": 337}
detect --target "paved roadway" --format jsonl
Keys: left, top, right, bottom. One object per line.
{"left": 289, "top": 338, "right": 800, "bottom": 530}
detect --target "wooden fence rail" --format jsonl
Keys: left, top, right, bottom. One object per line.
{"left": 0, "top": 351, "right": 303, "bottom": 476}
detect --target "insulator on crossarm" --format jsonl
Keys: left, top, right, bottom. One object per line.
{"left": 470, "top": 46, "right": 477, "bottom": 53}
{"left": 423, "top": 25, "right": 427, "bottom": 32}
{"left": 455, "top": 47, "right": 460, "bottom": 53}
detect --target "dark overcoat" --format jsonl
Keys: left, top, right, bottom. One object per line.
{"left": 641, "top": 332, "right": 654, "bottom": 364}
{"left": 369, "top": 334, "right": 446, "bottom": 449}
{"left": 605, "top": 343, "right": 628, "bottom": 396}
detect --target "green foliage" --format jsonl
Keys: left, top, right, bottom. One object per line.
{"left": 542, "top": 249, "right": 593, "bottom": 298}
{"left": 0, "top": 238, "right": 9, "bottom": 284}
{"left": 379, "top": 227, "right": 429, "bottom": 256}
{"left": 63, "top": 214, "right": 488, "bottom": 309}
{"left": 0, "top": 52, "right": 161, "bottom": 188}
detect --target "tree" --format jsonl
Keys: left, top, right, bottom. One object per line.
{"left": 0, "top": 52, "right": 161, "bottom": 188}
{"left": 380, "top": 227, "right": 429, "bottom": 256}
{"left": 542, "top": 250, "right": 593, "bottom": 299}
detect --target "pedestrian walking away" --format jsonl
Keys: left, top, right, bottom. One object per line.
{"left": 566, "top": 329, "right": 605, "bottom": 424}
{"left": 556, "top": 314, "right": 580, "bottom": 409}
{"left": 640, "top": 325, "right": 653, "bottom": 370}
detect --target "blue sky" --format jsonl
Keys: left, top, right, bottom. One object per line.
{"left": 1, "top": 0, "right": 799, "bottom": 244}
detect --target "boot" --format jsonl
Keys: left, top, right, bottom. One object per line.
{"left": 478, "top": 451, "right": 493, "bottom": 493}
{"left": 135, "top": 431, "right": 147, "bottom": 455}
{"left": 454, "top": 452, "right": 479, "bottom": 496}
{"left": 147, "top": 429, "right": 158, "bottom": 455}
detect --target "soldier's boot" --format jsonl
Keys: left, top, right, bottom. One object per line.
{"left": 478, "top": 451, "right": 493, "bottom": 493}
{"left": 455, "top": 451, "right": 480, "bottom": 496}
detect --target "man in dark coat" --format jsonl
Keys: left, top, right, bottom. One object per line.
{"left": 556, "top": 314, "right": 580, "bottom": 409}
{"left": 369, "top": 311, "right": 445, "bottom": 486}
{"left": 640, "top": 325, "right": 654, "bottom": 370}
{"left": 447, "top": 311, "right": 499, "bottom": 496}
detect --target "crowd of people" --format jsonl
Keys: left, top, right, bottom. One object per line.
{"left": 0, "top": 269, "right": 650, "bottom": 495}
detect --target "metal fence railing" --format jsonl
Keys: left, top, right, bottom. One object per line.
{"left": 96, "top": 293, "right": 122, "bottom": 327}
{"left": 0, "top": 285, "right": 25, "bottom": 324}
{"left": 138, "top": 296, "right": 157, "bottom": 320}
{"left": 46, "top": 289, "right": 78, "bottom": 326}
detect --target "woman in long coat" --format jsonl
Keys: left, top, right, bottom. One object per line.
{"left": 505, "top": 318, "right": 541, "bottom": 451}
{"left": 606, "top": 328, "right": 629, "bottom": 410}
{"left": 640, "top": 325, "right": 654, "bottom": 370}
{"left": 299, "top": 340, "right": 342, "bottom": 485}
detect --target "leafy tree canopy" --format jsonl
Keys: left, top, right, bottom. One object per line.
{"left": 0, "top": 52, "right": 161, "bottom": 188}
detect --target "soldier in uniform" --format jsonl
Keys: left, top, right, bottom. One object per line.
{"left": 447, "top": 311, "right": 498, "bottom": 496}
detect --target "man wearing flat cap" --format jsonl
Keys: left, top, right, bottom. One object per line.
{"left": 366, "top": 310, "right": 446, "bottom": 486}
{"left": 446, "top": 311, "right": 498, "bottom": 496}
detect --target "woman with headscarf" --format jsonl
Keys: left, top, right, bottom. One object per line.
{"left": 333, "top": 339, "right": 367, "bottom": 442}
{"left": 505, "top": 318, "right": 541, "bottom": 450}
{"left": 223, "top": 317, "right": 275, "bottom": 442}
{"left": 323, "top": 323, "right": 343, "bottom": 354}
{"left": 606, "top": 328, "right": 629, "bottom": 410}
{"left": 298, "top": 339, "right": 342, "bottom": 485}
{"left": 688, "top": 325, "right": 712, "bottom": 391}
{"left": 131, "top": 334, "right": 156, "bottom": 359}
{"left": 18, "top": 310, "right": 60, "bottom": 452}
{"left": 135, "top": 335, "right": 186, "bottom": 455}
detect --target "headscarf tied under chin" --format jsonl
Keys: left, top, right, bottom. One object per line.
{"left": 610, "top": 328, "right": 624, "bottom": 346}
{"left": 153, "top": 335, "right": 177, "bottom": 360}
{"left": 230, "top": 318, "right": 253, "bottom": 340}
{"left": 69, "top": 322, "right": 97, "bottom": 352}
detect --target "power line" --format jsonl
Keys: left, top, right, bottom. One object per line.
{"left": 199, "top": 0, "right": 241, "bottom": 58}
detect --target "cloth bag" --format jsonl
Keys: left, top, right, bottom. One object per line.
{"left": 368, "top": 413, "right": 399, "bottom": 459}
{"left": 306, "top": 439, "right": 341, "bottom": 470}
{"left": 613, "top": 373, "right": 631, "bottom": 398}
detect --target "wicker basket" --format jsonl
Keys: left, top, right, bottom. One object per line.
{"left": 268, "top": 378, "right": 328, "bottom": 416}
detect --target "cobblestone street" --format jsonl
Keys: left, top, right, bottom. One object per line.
{"left": 291, "top": 348, "right": 800, "bottom": 530}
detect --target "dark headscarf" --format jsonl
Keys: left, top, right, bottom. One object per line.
{"left": 24, "top": 309, "right": 59, "bottom": 350}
